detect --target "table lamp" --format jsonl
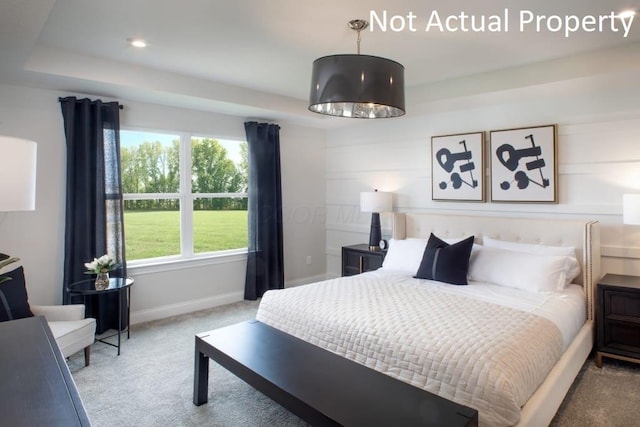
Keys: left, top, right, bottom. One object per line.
{"left": 0, "top": 136, "right": 37, "bottom": 212}
{"left": 360, "top": 190, "right": 392, "bottom": 250}
{"left": 623, "top": 194, "right": 640, "bottom": 225}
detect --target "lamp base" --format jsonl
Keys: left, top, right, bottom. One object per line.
{"left": 369, "top": 212, "right": 381, "bottom": 250}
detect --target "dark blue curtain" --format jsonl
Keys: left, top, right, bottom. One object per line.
{"left": 244, "top": 122, "right": 284, "bottom": 300}
{"left": 59, "top": 97, "right": 127, "bottom": 334}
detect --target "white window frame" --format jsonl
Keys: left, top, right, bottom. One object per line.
{"left": 121, "top": 129, "right": 248, "bottom": 270}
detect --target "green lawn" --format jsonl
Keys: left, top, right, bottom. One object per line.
{"left": 124, "top": 210, "right": 248, "bottom": 260}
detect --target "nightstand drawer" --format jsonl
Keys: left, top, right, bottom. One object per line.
{"left": 344, "top": 250, "right": 365, "bottom": 269}
{"left": 602, "top": 320, "right": 640, "bottom": 354}
{"left": 603, "top": 289, "right": 640, "bottom": 320}
{"left": 342, "top": 244, "right": 386, "bottom": 277}
{"left": 343, "top": 251, "right": 383, "bottom": 271}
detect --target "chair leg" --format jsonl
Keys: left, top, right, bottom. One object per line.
{"left": 84, "top": 346, "right": 91, "bottom": 367}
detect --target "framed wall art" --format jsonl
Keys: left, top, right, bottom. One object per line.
{"left": 431, "top": 132, "right": 484, "bottom": 202}
{"left": 489, "top": 124, "right": 557, "bottom": 203}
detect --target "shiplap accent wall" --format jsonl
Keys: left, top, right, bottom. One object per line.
{"left": 325, "top": 72, "right": 640, "bottom": 278}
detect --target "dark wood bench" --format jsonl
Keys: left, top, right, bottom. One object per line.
{"left": 194, "top": 320, "right": 478, "bottom": 426}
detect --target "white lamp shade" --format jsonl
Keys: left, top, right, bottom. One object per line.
{"left": 360, "top": 191, "right": 392, "bottom": 213}
{"left": 0, "top": 136, "right": 37, "bottom": 211}
{"left": 623, "top": 194, "right": 640, "bottom": 225}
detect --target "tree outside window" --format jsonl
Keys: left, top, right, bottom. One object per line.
{"left": 121, "top": 130, "right": 248, "bottom": 262}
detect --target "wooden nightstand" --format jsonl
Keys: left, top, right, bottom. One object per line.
{"left": 341, "top": 244, "right": 386, "bottom": 277}
{"left": 596, "top": 273, "right": 640, "bottom": 368}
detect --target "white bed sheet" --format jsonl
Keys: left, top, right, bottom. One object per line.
{"left": 258, "top": 270, "right": 578, "bottom": 425}
{"left": 372, "top": 269, "right": 586, "bottom": 350}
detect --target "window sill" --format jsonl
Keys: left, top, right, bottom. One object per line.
{"left": 126, "top": 249, "right": 248, "bottom": 276}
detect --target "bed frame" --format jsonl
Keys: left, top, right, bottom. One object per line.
{"left": 196, "top": 212, "right": 601, "bottom": 426}
{"left": 392, "top": 212, "right": 601, "bottom": 426}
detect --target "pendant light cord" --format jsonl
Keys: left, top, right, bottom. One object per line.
{"left": 348, "top": 19, "right": 369, "bottom": 55}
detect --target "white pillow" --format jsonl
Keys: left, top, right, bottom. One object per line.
{"left": 482, "top": 236, "right": 580, "bottom": 288}
{"left": 381, "top": 238, "right": 428, "bottom": 273}
{"left": 468, "top": 245, "right": 568, "bottom": 292}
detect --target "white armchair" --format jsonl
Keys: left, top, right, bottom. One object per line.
{"left": 31, "top": 304, "right": 96, "bottom": 366}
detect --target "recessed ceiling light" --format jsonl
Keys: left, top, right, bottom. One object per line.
{"left": 127, "top": 38, "right": 147, "bottom": 48}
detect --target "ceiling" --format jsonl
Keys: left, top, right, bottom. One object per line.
{"left": 1, "top": 0, "right": 639, "bottom": 128}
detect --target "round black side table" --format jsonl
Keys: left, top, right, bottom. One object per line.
{"left": 67, "top": 277, "right": 134, "bottom": 355}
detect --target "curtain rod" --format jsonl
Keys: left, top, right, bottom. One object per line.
{"left": 58, "top": 97, "right": 124, "bottom": 109}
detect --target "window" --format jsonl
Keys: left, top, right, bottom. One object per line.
{"left": 120, "top": 130, "right": 248, "bottom": 262}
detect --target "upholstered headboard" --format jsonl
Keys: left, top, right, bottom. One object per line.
{"left": 392, "top": 212, "right": 601, "bottom": 320}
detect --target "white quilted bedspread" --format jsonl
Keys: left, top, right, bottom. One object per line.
{"left": 256, "top": 272, "right": 564, "bottom": 426}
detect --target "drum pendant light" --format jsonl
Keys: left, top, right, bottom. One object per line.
{"left": 308, "top": 19, "right": 405, "bottom": 119}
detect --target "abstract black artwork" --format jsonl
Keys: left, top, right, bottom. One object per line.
{"left": 489, "top": 124, "right": 557, "bottom": 203}
{"left": 431, "top": 132, "right": 484, "bottom": 201}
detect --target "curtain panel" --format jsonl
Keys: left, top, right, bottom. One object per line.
{"left": 244, "top": 122, "right": 284, "bottom": 300}
{"left": 59, "top": 96, "right": 127, "bottom": 334}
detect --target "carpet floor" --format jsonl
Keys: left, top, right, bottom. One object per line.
{"left": 68, "top": 300, "right": 640, "bottom": 426}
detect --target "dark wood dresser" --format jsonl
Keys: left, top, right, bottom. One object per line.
{"left": 0, "top": 316, "right": 90, "bottom": 426}
{"left": 342, "top": 244, "right": 386, "bottom": 276}
{"left": 596, "top": 273, "right": 640, "bottom": 368}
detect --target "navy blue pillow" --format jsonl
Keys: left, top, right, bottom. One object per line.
{"left": 414, "top": 234, "right": 475, "bottom": 285}
{"left": 0, "top": 266, "right": 34, "bottom": 322}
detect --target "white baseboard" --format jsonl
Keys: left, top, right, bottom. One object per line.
{"left": 285, "top": 273, "right": 329, "bottom": 288}
{"left": 130, "top": 291, "right": 244, "bottom": 325}
{"left": 130, "top": 274, "right": 329, "bottom": 325}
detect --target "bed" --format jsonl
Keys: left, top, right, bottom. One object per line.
{"left": 255, "top": 212, "right": 601, "bottom": 426}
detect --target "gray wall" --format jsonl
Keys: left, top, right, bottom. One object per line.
{"left": 0, "top": 83, "right": 327, "bottom": 323}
